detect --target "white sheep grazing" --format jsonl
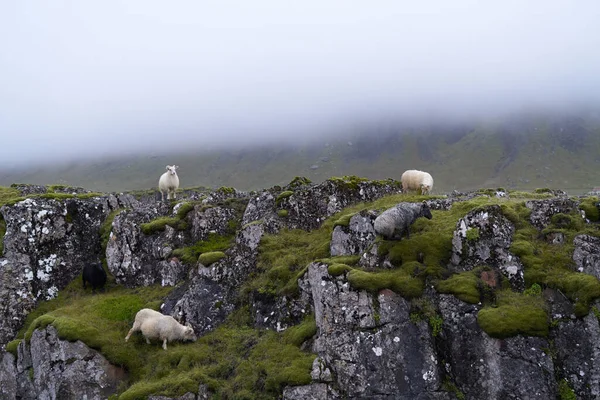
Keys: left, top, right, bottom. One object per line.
{"left": 125, "top": 308, "right": 196, "bottom": 350}
{"left": 158, "top": 165, "right": 180, "bottom": 202}
{"left": 401, "top": 169, "right": 434, "bottom": 195}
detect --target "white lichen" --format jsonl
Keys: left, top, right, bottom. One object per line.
{"left": 372, "top": 347, "right": 383, "bottom": 356}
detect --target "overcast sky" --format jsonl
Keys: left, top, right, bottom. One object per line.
{"left": 1, "top": 1, "right": 599, "bottom": 167}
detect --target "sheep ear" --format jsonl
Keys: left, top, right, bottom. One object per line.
{"left": 166, "top": 165, "right": 171, "bottom": 170}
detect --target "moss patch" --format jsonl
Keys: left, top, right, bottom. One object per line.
{"left": 347, "top": 265, "right": 424, "bottom": 299}
{"left": 171, "top": 233, "right": 233, "bottom": 265}
{"left": 140, "top": 217, "right": 182, "bottom": 235}
{"left": 198, "top": 251, "right": 226, "bottom": 266}
{"left": 435, "top": 272, "right": 481, "bottom": 304}
{"left": 5, "top": 339, "right": 21, "bottom": 356}
{"left": 477, "top": 290, "right": 549, "bottom": 338}
{"left": 579, "top": 197, "right": 599, "bottom": 222}
{"left": 275, "top": 191, "right": 294, "bottom": 205}
{"left": 277, "top": 209, "right": 289, "bottom": 218}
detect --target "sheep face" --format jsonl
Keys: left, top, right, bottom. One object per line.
{"left": 421, "top": 202, "right": 433, "bottom": 219}
{"left": 182, "top": 326, "right": 197, "bottom": 342}
{"left": 166, "top": 165, "right": 179, "bottom": 175}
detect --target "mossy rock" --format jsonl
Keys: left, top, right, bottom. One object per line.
{"left": 328, "top": 263, "right": 353, "bottom": 276}
{"left": 198, "top": 251, "right": 226, "bottom": 266}
{"left": 288, "top": 176, "right": 312, "bottom": 188}
{"left": 5, "top": 339, "right": 21, "bottom": 355}
{"left": 579, "top": 197, "right": 600, "bottom": 222}
{"left": 276, "top": 191, "right": 294, "bottom": 205}
{"left": 477, "top": 291, "right": 549, "bottom": 338}
{"left": 435, "top": 272, "right": 480, "bottom": 304}
{"left": 140, "top": 217, "right": 181, "bottom": 235}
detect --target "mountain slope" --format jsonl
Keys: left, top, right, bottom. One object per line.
{"left": 2, "top": 111, "right": 600, "bottom": 194}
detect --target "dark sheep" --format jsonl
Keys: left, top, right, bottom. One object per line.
{"left": 82, "top": 262, "right": 107, "bottom": 291}
{"left": 374, "top": 201, "right": 433, "bottom": 240}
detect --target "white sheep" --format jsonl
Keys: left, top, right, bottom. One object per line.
{"left": 125, "top": 308, "right": 196, "bottom": 350}
{"left": 401, "top": 169, "right": 434, "bottom": 195}
{"left": 159, "top": 165, "right": 180, "bottom": 202}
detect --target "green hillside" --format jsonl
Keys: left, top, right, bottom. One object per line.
{"left": 2, "top": 111, "right": 600, "bottom": 194}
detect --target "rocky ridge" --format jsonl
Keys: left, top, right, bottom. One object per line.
{"left": 0, "top": 180, "right": 599, "bottom": 399}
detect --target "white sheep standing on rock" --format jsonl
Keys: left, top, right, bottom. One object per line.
{"left": 401, "top": 169, "right": 434, "bottom": 195}
{"left": 374, "top": 201, "right": 433, "bottom": 240}
{"left": 159, "top": 165, "right": 180, "bottom": 202}
{"left": 125, "top": 308, "right": 196, "bottom": 350}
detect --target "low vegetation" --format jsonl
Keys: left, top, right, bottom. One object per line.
{"left": 5, "top": 182, "right": 600, "bottom": 398}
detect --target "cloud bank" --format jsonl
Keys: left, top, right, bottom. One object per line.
{"left": 1, "top": 0, "right": 599, "bottom": 167}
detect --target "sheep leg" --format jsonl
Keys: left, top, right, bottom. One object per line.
{"left": 146, "top": 338, "right": 151, "bottom": 345}
{"left": 162, "top": 338, "right": 168, "bottom": 350}
{"left": 125, "top": 321, "right": 141, "bottom": 341}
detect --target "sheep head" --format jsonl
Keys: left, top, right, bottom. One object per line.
{"left": 182, "top": 325, "right": 197, "bottom": 342}
{"left": 165, "top": 165, "right": 179, "bottom": 175}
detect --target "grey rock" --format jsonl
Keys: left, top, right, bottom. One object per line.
{"left": 148, "top": 393, "right": 196, "bottom": 400}
{"left": 330, "top": 210, "right": 377, "bottom": 257}
{"left": 0, "top": 195, "right": 131, "bottom": 345}
{"left": 306, "top": 263, "right": 443, "bottom": 399}
{"left": 551, "top": 311, "right": 600, "bottom": 399}
{"left": 450, "top": 205, "right": 525, "bottom": 291}
{"left": 526, "top": 198, "right": 580, "bottom": 229}
{"left": 283, "top": 383, "right": 331, "bottom": 400}
{"left": 437, "top": 294, "right": 556, "bottom": 400}
{"left": 573, "top": 234, "right": 600, "bottom": 278}
{"left": 0, "top": 326, "right": 126, "bottom": 400}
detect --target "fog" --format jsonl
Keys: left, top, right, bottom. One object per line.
{"left": 1, "top": 1, "right": 599, "bottom": 168}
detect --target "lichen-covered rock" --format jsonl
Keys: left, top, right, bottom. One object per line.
{"left": 329, "top": 210, "right": 377, "bottom": 257}
{"left": 0, "top": 195, "right": 134, "bottom": 345}
{"left": 306, "top": 263, "right": 444, "bottom": 399}
{"left": 106, "top": 204, "right": 189, "bottom": 287}
{"left": 551, "top": 311, "right": 600, "bottom": 399}
{"left": 275, "top": 178, "right": 402, "bottom": 232}
{"left": 450, "top": 205, "right": 525, "bottom": 291}
{"left": 526, "top": 198, "right": 580, "bottom": 230}
{"left": 282, "top": 383, "right": 333, "bottom": 400}
{"left": 573, "top": 234, "right": 600, "bottom": 279}
{"left": 437, "top": 294, "right": 556, "bottom": 399}
{"left": 0, "top": 326, "right": 126, "bottom": 400}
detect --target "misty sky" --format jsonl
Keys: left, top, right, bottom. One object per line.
{"left": 1, "top": 1, "right": 599, "bottom": 167}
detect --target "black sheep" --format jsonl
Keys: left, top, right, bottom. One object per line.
{"left": 82, "top": 262, "right": 107, "bottom": 291}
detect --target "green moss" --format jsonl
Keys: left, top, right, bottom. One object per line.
{"left": 275, "top": 191, "right": 294, "bottom": 205}
{"left": 5, "top": 339, "right": 21, "bottom": 355}
{"left": 171, "top": 233, "right": 233, "bottom": 265}
{"left": 140, "top": 217, "right": 181, "bottom": 235}
{"left": 558, "top": 379, "right": 577, "bottom": 400}
{"left": 333, "top": 213, "right": 353, "bottom": 227}
{"left": 198, "top": 251, "right": 226, "bottom": 266}
{"left": 287, "top": 176, "right": 312, "bottom": 188}
{"left": 282, "top": 315, "right": 317, "bottom": 346}
{"left": 510, "top": 240, "right": 535, "bottom": 257}
{"left": 435, "top": 272, "right": 481, "bottom": 304}
{"left": 176, "top": 202, "right": 196, "bottom": 219}
{"left": 523, "top": 283, "right": 542, "bottom": 296}
{"left": 318, "top": 255, "right": 360, "bottom": 266}
{"left": 217, "top": 186, "right": 236, "bottom": 195}
{"left": 477, "top": 290, "right": 549, "bottom": 338}
{"left": 0, "top": 186, "right": 22, "bottom": 207}
{"left": 579, "top": 197, "right": 600, "bottom": 222}
{"left": 347, "top": 268, "right": 424, "bottom": 298}
{"left": 327, "top": 263, "right": 353, "bottom": 276}
{"left": 534, "top": 188, "right": 553, "bottom": 194}
{"left": 466, "top": 227, "right": 480, "bottom": 242}
{"left": 429, "top": 315, "right": 443, "bottom": 337}
{"left": 277, "top": 209, "right": 289, "bottom": 218}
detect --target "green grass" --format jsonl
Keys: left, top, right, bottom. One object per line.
{"left": 15, "top": 272, "right": 317, "bottom": 400}
{"left": 435, "top": 272, "right": 481, "bottom": 304}
{"left": 171, "top": 233, "right": 233, "bottom": 265}
{"left": 198, "top": 251, "right": 226, "bottom": 266}
{"left": 477, "top": 290, "right": 549, "bottom": 338}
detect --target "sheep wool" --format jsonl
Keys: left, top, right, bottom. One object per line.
{"left": 82, "top": 262, "right": 107, "bottom": 291}
{"left": 401, "top": 169, "right": 434, "bottom": 195}
{"left": 125, "top": 308, "right": 197, "bottom": 350}
{"left": 374, "top": 201, "right": 433, "bottom": 240}
{"left": 158, "top": 165, "right": 180, "bottom": 202}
